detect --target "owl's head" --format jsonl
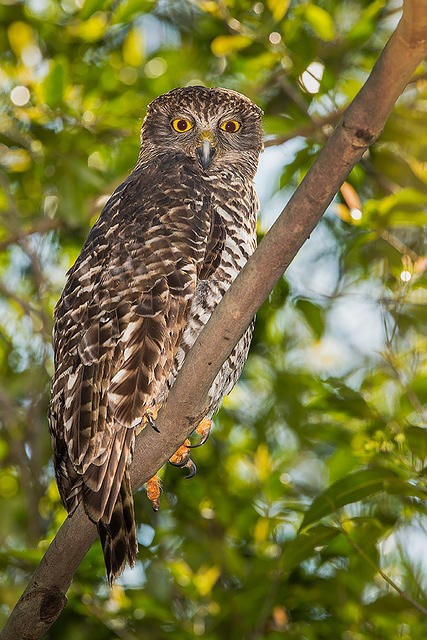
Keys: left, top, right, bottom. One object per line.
{"left": 138, "top": 86, "right": 263, "bottom": 179}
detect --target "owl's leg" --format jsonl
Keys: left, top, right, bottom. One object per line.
{"left": 146, "top": 475, "right": 161, "bottom": 511}
{"left": 143, "top": 406, "right": 161, "bottom": 510}
{"left": 188, "top": 417, "right": 212, "bottom": 448}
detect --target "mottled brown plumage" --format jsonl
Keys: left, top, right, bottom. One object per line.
{"left": 49, "top": 86, "right": 263, "bottom": 584}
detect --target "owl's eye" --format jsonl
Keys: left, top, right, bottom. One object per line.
{"left": 220, "top": 120, "right": 241, "bottom": 133}
{"left": 172, "top": 119, "right": 193, "bottom": 133}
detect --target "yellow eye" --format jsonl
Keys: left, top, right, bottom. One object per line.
{"left": 172, "top": 118, "right": 193, "bottom": 132}
{"left": 220, "top": 120, "right": 241, "bottom": 133}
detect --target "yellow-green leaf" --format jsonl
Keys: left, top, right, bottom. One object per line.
{"left": 67, "top": 12, "right": 107, "bottom": 42}
{"left": 211, "top": 35, "right": 252, "bottom": 57}
{"left": 267, "top": 0, "right": 290, "bottom": 22}
{"left": 305, "top": 5, "right": 335, "bottom": 41}
{"left": 123, "top": 27, "right": 144, "bottom": 66}
{"left": 193, "top": 565, "right": 221, "bottom": 596}
{"left": 7, "top": 21, "right": 34, "bottom": 57}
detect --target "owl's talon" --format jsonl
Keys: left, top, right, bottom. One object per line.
{"left": 169, "top": 441, "right": 197, "bottom": 478}
{"left": 146, "top": 474, "right": 161, "bottom": 511}
{"left": 189, "top": 417, "right": 212, "bottom": 448}
{"left": 184, "top": 458, "right": 197, "bottom": 479}
{"left": 169, "top": 440, "right": 191, "bottom": 467}
{"left": 147, "top": 414, "right": 160, "bottom": 433}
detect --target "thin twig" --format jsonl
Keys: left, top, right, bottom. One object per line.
{"left": 338, "top": 521, "right": 427, "bottom": 617}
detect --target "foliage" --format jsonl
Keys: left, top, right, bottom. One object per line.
{"left": 1, "top": 0, "right": 427, "bottom": 637}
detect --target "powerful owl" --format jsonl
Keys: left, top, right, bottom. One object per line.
{"left": 49, "top": 86, "right": 263, "bottom": 584}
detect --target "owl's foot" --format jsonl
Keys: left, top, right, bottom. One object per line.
{"left": 189, "top": 417, "right": 212, "bottom": 448}
{"left": 146, "top": 474, "right": 161, "bottom": 511}
{"left": 169, "top": 440, "right": 197, "bottom": 478}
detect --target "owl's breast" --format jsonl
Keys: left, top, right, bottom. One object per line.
{"left": 158, "top": 179, "right": 258, "bottom": 413}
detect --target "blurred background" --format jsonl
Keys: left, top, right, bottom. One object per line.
{"left": 0, "top": 0, "right": 426, "bottom": 637}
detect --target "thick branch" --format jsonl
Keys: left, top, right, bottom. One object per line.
{"left": 2, "top": 2, "right": 425, "bottom": 638}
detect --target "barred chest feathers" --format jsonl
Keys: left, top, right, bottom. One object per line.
{"left": 163, "top": 172, "right": 258, "bottom": 414}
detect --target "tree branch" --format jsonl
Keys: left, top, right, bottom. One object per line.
{"left": 2, "top": 1, "right": 425, "bottom": 637}
{"left": 0, "top": 219, "right": 64, "bottom": 252}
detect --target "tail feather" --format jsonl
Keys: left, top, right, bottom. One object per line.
{"left": 98, "top": 466, "right": 138, "bottom": 585}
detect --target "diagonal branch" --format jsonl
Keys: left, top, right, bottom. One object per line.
{"left": 1, "top": 1, "right": 426, "bottom": 638}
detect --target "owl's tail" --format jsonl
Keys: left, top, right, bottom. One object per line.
{"left": 98, "top": 467, "right": 138, "bottom": 586}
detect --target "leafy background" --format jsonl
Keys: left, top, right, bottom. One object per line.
{"left": 1, "top": 0, "right": 427, "bottom": 637}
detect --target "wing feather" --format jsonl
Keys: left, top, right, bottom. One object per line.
{"left": 49, "top": 156, "right": 214, "bottom": 523}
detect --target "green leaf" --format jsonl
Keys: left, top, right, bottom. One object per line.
{"left": 305, "top": 5, "right": 335, "bottom": 41}
{"left": 364, "top": 188, "right": 427, "bottom": 227}
{"left": 299, "top": 468, "right": 427, "bottom": 530}
{"left": 43, "top": 57, "right": 68, "bottom": 108}
{"left": 294, "top": 298, "right": 325, "bottom": 339}
{"left": 281, "top": 524, "right": 340, "bottom": 571}
{"left": 405, "top": 426, "right": 427, "bottom": 461}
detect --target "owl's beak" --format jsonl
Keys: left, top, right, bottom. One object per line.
{"left": 196, "top": 135, "right": 216, "bottom": 170}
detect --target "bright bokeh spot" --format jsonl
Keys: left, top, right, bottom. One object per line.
{"left": 269, "top": 31, "right": 281, "bottom": 44}
{"left": 10, "top": 85, "right": 30, "bottom": 106}
{"left": 21, "top": 44, "right": 42, "bottom": 67}
{"left": 400, "top": 270, "right": 411, "bottom": 282}
{"left": 144, "top": 57, "right": 167, "bottom": 78}
{"left": 301, "top": 61, "right": 324, "bottom": 94}
{"left": 350, "top": 207, "right": 362, "bottom": 220}
{"left": 82, "top": 110, "right": 95, "bottom": 124}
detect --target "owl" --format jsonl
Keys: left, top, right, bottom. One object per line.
{"left": 49, "top": 86, "right": 263, "bottom": 585}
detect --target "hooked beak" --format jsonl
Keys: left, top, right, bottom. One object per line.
{"left": 196, "top": 136, "right": 216, "bottom": 170}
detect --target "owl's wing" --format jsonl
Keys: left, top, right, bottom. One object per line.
{"left": 49, "top": 160, "right": 212, "bottom": 522}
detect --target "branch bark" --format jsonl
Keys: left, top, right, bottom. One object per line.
{"left": 2, "top": 1, "right": 425, "bottom": 637}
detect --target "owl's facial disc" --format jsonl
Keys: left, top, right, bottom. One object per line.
{"left": 195, "top": 134, "right": 216, "bottom": 171}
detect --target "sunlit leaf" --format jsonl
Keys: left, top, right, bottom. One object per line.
{"left": 7, "top": 21, "right": 34, "bottom": 57}
{"left": 211, "top": 35, "right": 252, "bottom": 56}
{"left": 267, "top": 0, "right": 291, "bottom": 22}
{"left": 305, "top": 5, "right": 335, "bottom": 41}
{"left": 123, "top": 27, "right": 145, "bottom": 66}
{"left": 67, "top": 12, "right": 108, "bottom": 42}
{"left": 193, "top": 565, "right": 221, "bottom": 596}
